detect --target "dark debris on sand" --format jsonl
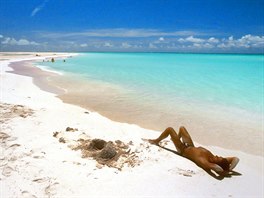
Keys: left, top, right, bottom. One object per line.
{"left": 53, "top": 129, "right": 140, "bottom": 170}
{"left": 73, "top": 138, "right": 133, "bottom": 168}
{"left": 65, "top": 127, "right": 78, "bottom": 132}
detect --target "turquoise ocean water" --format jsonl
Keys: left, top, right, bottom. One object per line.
{"left": 42, "top": 53, "right": 263, "bottom": 113}
{"left": 39, "top": 53, "right": 263, "bottom": 155}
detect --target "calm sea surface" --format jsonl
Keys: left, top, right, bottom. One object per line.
{"left": 39, "top": 53, "right": 263, "bottom": 155}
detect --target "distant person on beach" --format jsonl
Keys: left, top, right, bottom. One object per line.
{"left": 148, "top": 126, "right": 239, "bottom": 175}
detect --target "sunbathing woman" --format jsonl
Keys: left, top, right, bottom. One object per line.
{"left": 148, "top": 126, "right": 239, "bottom": 175}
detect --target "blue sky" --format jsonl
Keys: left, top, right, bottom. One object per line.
{"left": 0, "top": 0, "right": 263, "bottom": 53}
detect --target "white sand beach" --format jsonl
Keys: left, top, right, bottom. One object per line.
{"left": 0, "top": 53, "right": 263, "bottom": 198}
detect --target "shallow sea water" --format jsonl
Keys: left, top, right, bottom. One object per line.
{"left": 39, "top": 53, "right": 263, "bottom": 155}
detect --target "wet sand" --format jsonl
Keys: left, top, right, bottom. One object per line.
{"left": 8, "top": 61, "right": 65, "bottom": 95}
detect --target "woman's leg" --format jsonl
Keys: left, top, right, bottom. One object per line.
{"left": 149, "top": 127, "right": 186, "bottom": 154}
{"left": 178, "top": 126, "right": 195, "bottom": 147}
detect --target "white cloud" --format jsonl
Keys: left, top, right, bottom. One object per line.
{"left": 104, "top": 42, "right": 113, "bottom": 47}
{"left": 31, "top": 0, "right": 49, "bottom": 17}
{"left": 203, "top": 43, "right": 214, "bottom": 48}
{"left": 186, "top": 36, "right": 205, "bottom": 43}
{"left": 228, "top": 36, "right": 234, "bottom": 41}
{"left": 217, "top": 43, "right": 227, "bottom": 49}
{"left": 149, "top": 43, "right": 157, "bottom": 49}
{"left": 217, "top": 34, "right": 264, "bottom": 49}
{"left": 80, "top": 43, "right": 88, "bottom": 47}
{"left": 208, "top": 37, "right": 219, "bottom": 43}
{"left": 2, "top": 30, "right": 263, "bottom": 52}
{"left": 18, "top": 39, "right": 39, "bottom": 45}
{"left": 38, "top": 29, "right": 203, "bottom": 39}
{"left": 237, "top": 34, "right": 264, "bottom": 47}
{"left": 193, "top": 43, "right": 201, "bottom": 48}
{"left": 178, "top": 38, "right": 185, "bottom": 42}
{"left": 177, "top": 34, "right": 263, "bottom": 50}
{"left": 178, "top": 36, "right": 205, "bottom": 43}
{"left": 241, "top": 34, "right": 264, "bottom": 42}
{"left": 31, "top": 7, "right": 41, "bottom": 17}
{"left": 121, "top": 42, "right": 132, "bottom": 48}
{"left": 1, "top": 37, "right": 39, "bottom": 46}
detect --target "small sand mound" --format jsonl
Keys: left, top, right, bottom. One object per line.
{"left": 81, "top": 138, "right": 140, "bottom": 170}
{"left": 76, "top": 139, "right": 126, "bottom": 166}
{"left": 53, "top": 130, "right": 141, "bottom": 170}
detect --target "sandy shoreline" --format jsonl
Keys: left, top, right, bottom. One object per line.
{"left": 0, "top": 53, "right": 263, "bottom": 197}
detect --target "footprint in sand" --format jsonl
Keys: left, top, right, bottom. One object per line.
{"left": 0, "top": 158, "right": 8, "bottom": 167}
{"left": 30, "top": 149, "right": 46, "bottom": 159}
{"left": 21, "top": 191, "right": 37, "bottom": 198}
{"left": 4, "top": 143, "right": 20, "bottom": 156}
{"left": 169, "top": 168, "right": 196, "bottom": 177}
{"left": 2, "top": 166, "right": 14, "bottom": 177}
{"left": 45, "top": 182, "right": 59, "bottom": 196}
{"left": 0, "top": 132, "right": 10, "bottom": 140}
